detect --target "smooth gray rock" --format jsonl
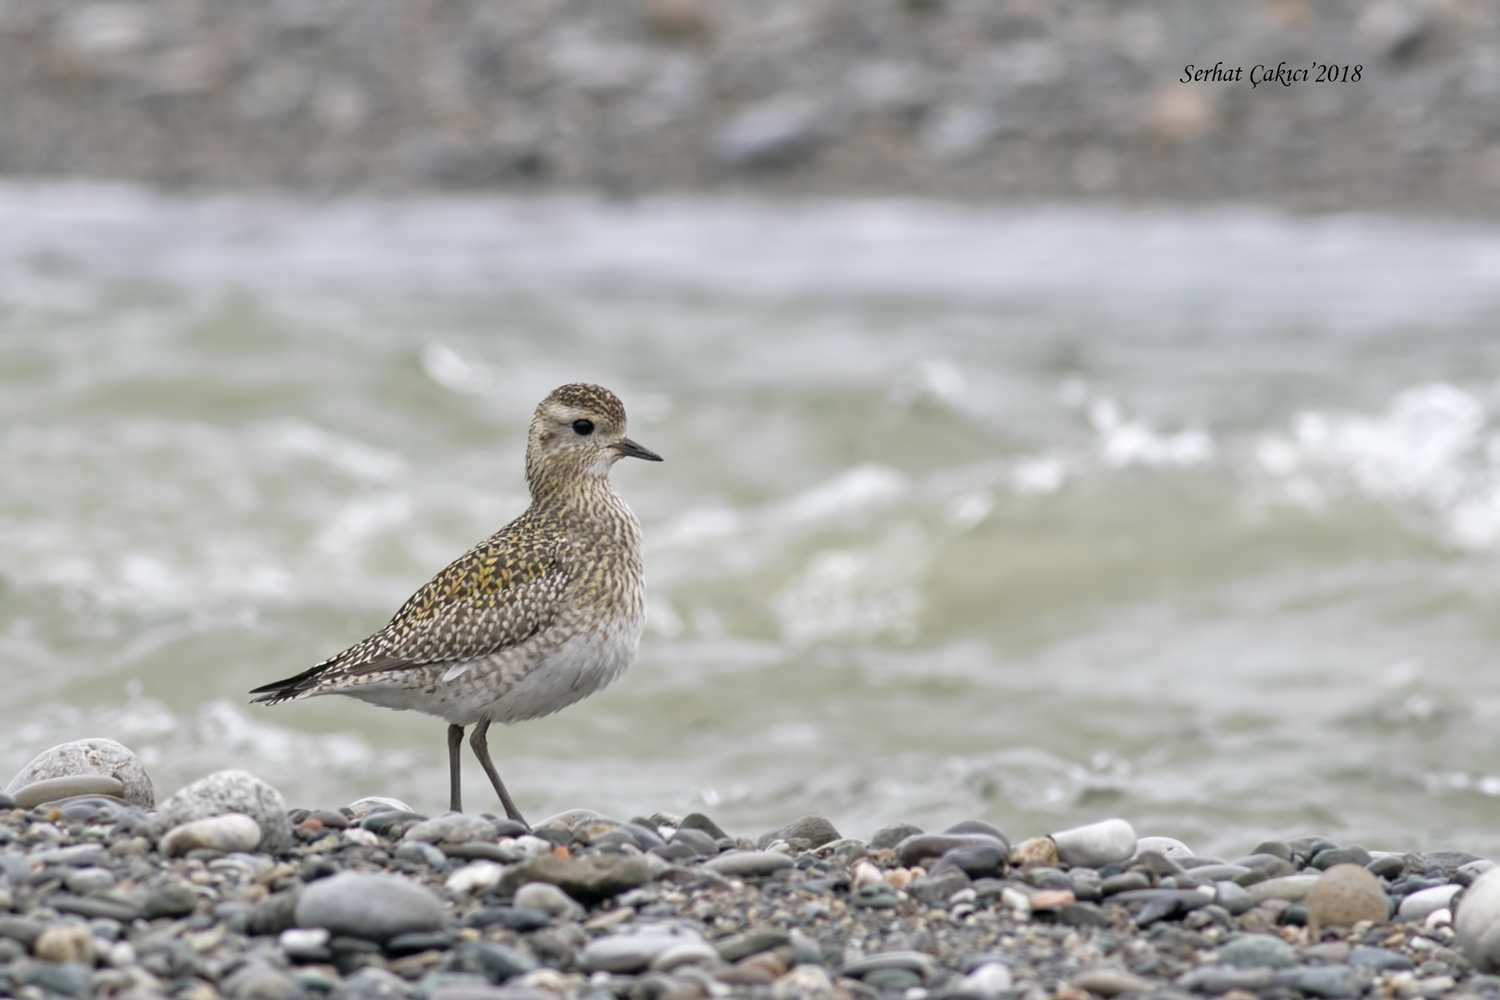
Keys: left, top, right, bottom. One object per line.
{"left": 1274, "top": 965, "right": 1360, "bottom": 998}
{"left": 869, "top": 823, "right": 923, "bottom": 850}
{"left": 295, "top": 872, "right": 446, "bottom": 942}
{"left": 1051, "top": 818, "right": 1137, "bottom": 868}
{"left": 1457, "top": 867, "right": 1500, "bottom": 972}
{"left": 343, "top": 966, "right": 413, "bottom": 1000}
{"left": 702, "top": 850, "right": 795, "bottom": 878}
{"left": 152, "top": 770, "right": 294, "bottom": 854}
{"left": 710, "top": 95, "right": 831, "bottom": 168}
{"left": 404, "top": 813, "right": 498, "bottom": 845}
{"left": 512, "top": 882, "right": 584, "bottom": 921}
{"left": 580, "top": 924, "right": 705, "bottom": 973}
{"left": 757, "top": 815, "right": 840, "bottom": 850}
{"left": 1218, "top": 933, "right": 1295, "bottom": 969}
{"left": 1399, "top": 884, "right": 1460, "bottom": 922}
{"left": 6, "top": 738, "right": 153, "bottom": 808}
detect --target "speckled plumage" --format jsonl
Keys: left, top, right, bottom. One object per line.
{"left": 250, "top": 383, "right": 662, "bottom": 822}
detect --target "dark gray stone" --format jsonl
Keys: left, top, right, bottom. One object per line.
{"left": 296, "top": 873, "right": 446, "bottom": 942}
{"left": 1219, "top": 933, "right": 1295, "bottom": 969}
{"left": 1274, "top": 966, "right": 1361, "bottom": 998}
{"left": 1312, "top": 846, "right": 1373, "bottom": 870}
{"left": 869, "top": 823, "right": 923, "bottom": 850}
{"left": 756, "top": 815, "right": 840, "bottom": 850}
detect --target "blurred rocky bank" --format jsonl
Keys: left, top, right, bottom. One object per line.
{"left": 2, "top": 0, "right": 1498, "bottom": 213}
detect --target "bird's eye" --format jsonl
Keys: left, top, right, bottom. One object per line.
{"left": 572, "top": 419, "right": 594, "bottom": 436}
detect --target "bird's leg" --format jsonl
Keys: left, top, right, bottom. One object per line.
{"left": 447, "top": 723, "right": 465, "bottom": 813}
{"left": 469, "top": 718, "right": 527, "bottom": 826}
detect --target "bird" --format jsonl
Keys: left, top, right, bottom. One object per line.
{"left": 250, "top": 383, "right": 662, "bottom": 825}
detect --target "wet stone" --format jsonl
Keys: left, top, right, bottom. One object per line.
{"left": 931, "top": 842, "right": 1006, "bottom": 879}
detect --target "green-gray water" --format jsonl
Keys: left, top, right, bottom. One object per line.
{"left": 6, "top": 183, "right": 1500, "bottom": 856}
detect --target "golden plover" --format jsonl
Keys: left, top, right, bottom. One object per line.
{"left": 250, "top": 384, "right": 662, "bottom": 824}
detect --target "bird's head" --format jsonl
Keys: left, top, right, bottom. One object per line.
{"left": 526, "top": 383, "right": 662, "bottom": 492}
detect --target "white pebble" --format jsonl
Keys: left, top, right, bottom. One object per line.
{"left": 344, "top": 828, "right": 379, "bottom": 847}
{"left": 444, "top": 861, "right": 505, "bottom": 896}
{"left": 960, "top": 962, "right": 1013, "bottom": 999}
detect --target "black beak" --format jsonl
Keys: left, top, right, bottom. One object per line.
{"left": 612, "top": 437, "right": 664, "bottom": 462}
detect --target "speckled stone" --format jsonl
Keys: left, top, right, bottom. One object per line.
{"left": 5, "top": 738, "right": 154, "bottom": 808}
{"left": 152, "top": 770, "right": 294, "bottom": 854}
{"left": 1306, "top": 864, "right": 1390, "bottom": 937}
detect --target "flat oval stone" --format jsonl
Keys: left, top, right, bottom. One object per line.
{"left": 1134, "top": 836, "right": 1193, "bottom": 860}
{"left": 841, "top": 950, "right": 936, "bottom": 980}
{"left": 295, "top": 872, "right": 446, "bottom": 942}
{"left": 1245, "top": 874, "right": 1321, "bottom": 903}
{"left": 14, "top": 775, "right": 124, "bottom": 810}
{"left": 1400, "top": 884, "right": 1461, "bottom": 922}
{"left": 1186, "top": 864, "right": 1251, "bottom": 882}
{"left": 701, "top": 851, "right": 795, "bottom": 878}
{"left": 403, "top": 814, "right": 497, "bottom": 845}
{"left": 160, "top": 814, "right": 263, "bottom": 858}
{"left": 714, "top": 929, "right": 790, "bottom": 963}
{"left": 897, "top": 833, "right": 1007, "bottom": 868}
{"left": 1051, "top": 819, "right": 1137, "bottom": 869}
{"left": 513, "top": 882, "right": 584, "bottom": 921}
{"left": 580, "top": 924, "right": 703, "bottom": 973}
{"left": 756, "top": 815, "right": 840, "bottom": 850}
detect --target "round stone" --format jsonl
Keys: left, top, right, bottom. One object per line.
{"left": 1051, "top": 818, "right": 1137, "bottom": 869}
{"left": 1305, "top": 864, "right": 1389, "bottom": 937}
{"left": 6, "top": 739, "right": 153, "bottom": 808}
{"left": 153, "top": 770, "right": 294, "bottom": 855}
{"left": 1135, "top": 836, "right": 1194, "bottom": 860}
{"left": 1246, "top": 874, "right": 1321, "bottom": 903}
{"left": 1218, "top": 933, "right": 1295, "bottom": 969}
{"left": 159, "top": 814, "right": 264, "bottom": 858}
{"left": 295, "top": 872, "right": 446, "bottom": 942}
{"left": 898, "top": 832, "right": 1009, "bottom": 868}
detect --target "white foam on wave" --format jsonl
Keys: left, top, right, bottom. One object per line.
{"left": 1252, "top": 382, "right": 1500, "bottom": 551}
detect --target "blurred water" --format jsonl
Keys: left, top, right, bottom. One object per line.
{"left": 6, "top": 182, "right": 1500, "bottom": 856}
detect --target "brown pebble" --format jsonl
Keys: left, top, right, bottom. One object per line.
{"left": 1030, "top": 889, "right": 1076, "bottom": 910}
{"left": 1009, "top": 836, "right": 1060, "bottom": 867}
{"left": 35, "top": 924, "right": 94, "bottom": 964}
{"left": 1070, "top": 967, "right": 1154, "bottom": 997}
{"left": 1305, "top": 863, "right": 1388, "bottom": 939}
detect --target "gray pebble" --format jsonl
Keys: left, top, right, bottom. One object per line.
{"left": 666, "top": 828, "right": 717, "bottom": 856}
{"left": 295, "top": 872, "right": 446, "bottom": 942}
{"left": 1313, "top": 845, "right": 1373, "bottom": 870}
{"left": 757, "top": 815, "right": 840, "bottom": 850}
{"left": 714, "top": 928, "right": 789, "bottom": 962}
{"left": 896, "top": 832, "right": 1007, "bottom": 868}
{"left": 869, "top": 823, "right": 923, "bottom": 850}
{"left": 394, "top": 842, "right": 449, "bottom": 868}
{"left": 1218, "top": 933, "right": 1295, "bottom": 969}
{"left": 1176, "top": 967, "right": 1275, "bottom": 993}
{"left": 513, "top": 882, "right": 584, "bottom": 921}
{"left": 343, "top": 966, "right": 413, "bottom": 1000}
{"left": 701, "top": 850, "right": 794, "bottom": 878}
{"left": 1214, "top": 881, "right": 1256, "bottom": 916}
{"left": 1348, "top": 946, "right": 1415, "bottom": 971}
{"left": 13, "top": 775, "right": 125, "bottom": 810}
{"left": 159, "top": 813, "right": 263, "bottom": 857}
{"left": 581, "top": 924, "right": 705, "bottom": 973}
{"left": 404, "top": 813, "right": 497, "bottom": 845}
{"left": 842, "top": 950, "right": 936, "bottom": 979}
{"left": 678, "top": 813, "right": 729, "bottom": 841}
{"left": 1399, "top": 884, "right": 1460, "bottom": 921}
{"left": 1274, "top": 965, "right": 1360, "bottom": 998}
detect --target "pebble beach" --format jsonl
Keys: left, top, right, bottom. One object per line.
{"left": 6, "top": 739, "right": 1500, "bottom": 1000}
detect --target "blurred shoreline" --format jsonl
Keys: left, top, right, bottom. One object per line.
{"left": 2, "top": 0, "right": 1497, "bottom": 214}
